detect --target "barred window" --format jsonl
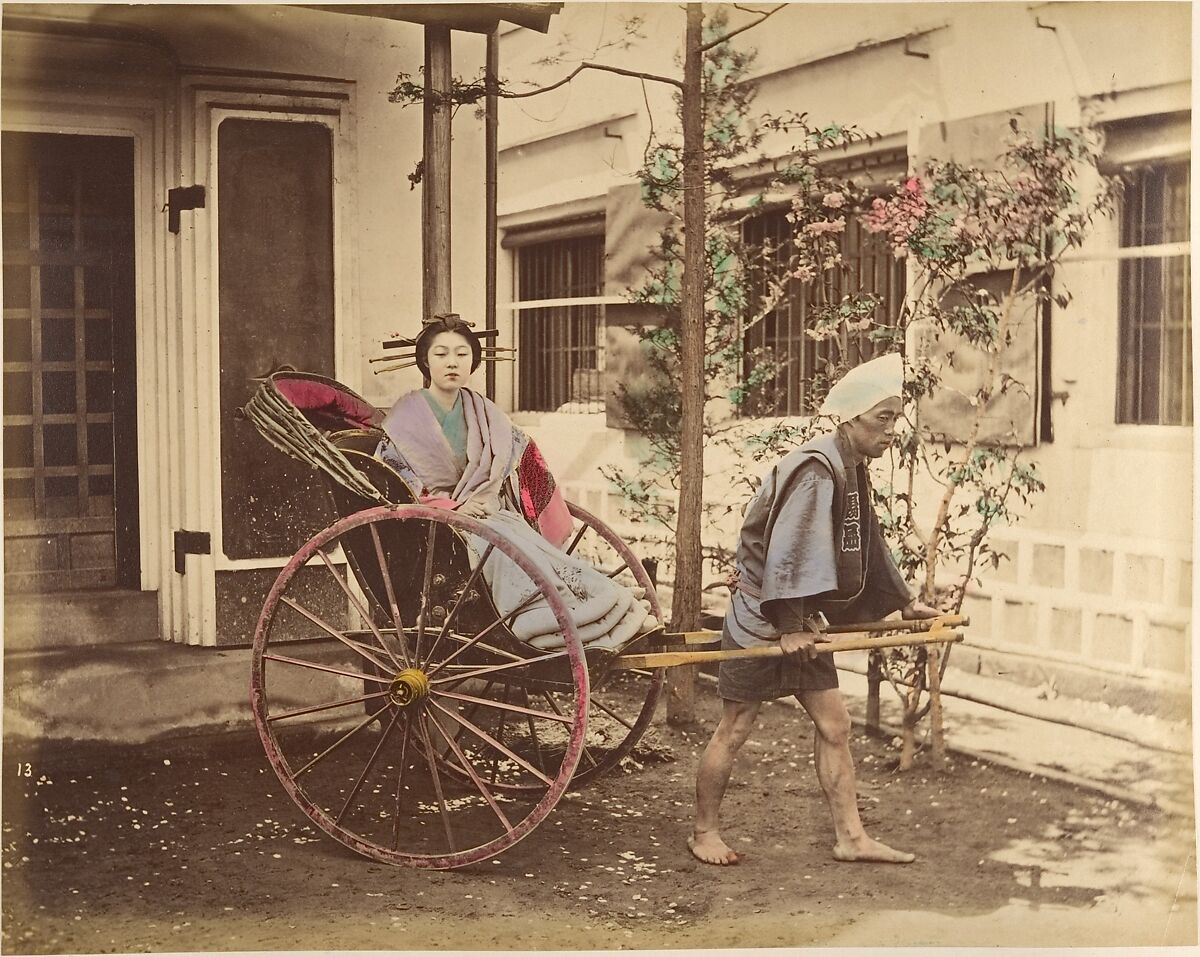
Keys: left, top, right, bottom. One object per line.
{"left": 514, "top": 234, "right": 605, "bottom": 413}
{"left": 1116, "top": 160, "right": 1191, "bottom": 425}
{"left": 742, "top": 209, "right": 904, "bottom": 416}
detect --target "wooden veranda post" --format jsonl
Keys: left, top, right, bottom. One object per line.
{"left": 666, "top": 2, "right": 706, "bottom": 726}
{"left": 866, "top": 649, "right": 883, "bottom": 733}
{"left": 423, "top": 24, "right": 453, "bottom": 320}
{"left": 484, "top": 28, "right": 500, "bottom": 400}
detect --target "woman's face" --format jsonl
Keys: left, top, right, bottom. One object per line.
{"left": 425, "top": 330, "right": 474, "bottom": 394}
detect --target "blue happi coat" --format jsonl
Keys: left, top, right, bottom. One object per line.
{"left": 725, "top": 432, "right": 912, "bottom": 648}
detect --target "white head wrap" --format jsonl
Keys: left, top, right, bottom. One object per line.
{"left": 819, "top": 352, "right": 904, "bottom": 421}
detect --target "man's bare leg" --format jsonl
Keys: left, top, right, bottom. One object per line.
{"left": 689, "top": 699, "right": 760, "bottom": 865}
{"left": 796, "top": 687, "right": 915, "bottom": 863}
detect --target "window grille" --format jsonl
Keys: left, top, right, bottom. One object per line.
{"left": 1116, "top": 160, "right": 1191, "bottom": 425}
{"left": 742, "top": 209, "right": 904, "bottom": 416}
{"left": 514, "top": 234, "right": 605, "bottom": 413}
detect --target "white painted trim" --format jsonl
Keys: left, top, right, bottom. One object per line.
{"left": 216, "top": 546, "right": 346, "bottom": 573}
{"left": 1085, "top": 80, "right": 1192, "bottom": 123}
{"left": 497, "top": 192, "right": 608, "bottom": 231}
{"left": 503, "top": 295, "right": 624, "bottom": 311}
{"left": 1, "top": 86, "right": 174, "bottom": 626}
{"left": 203, "top": 105, "right": 346, "bottom": 571}
{"left": 1060, "top": 241, "right": 1190, "bottom": 263}
{"left": 178, "top": 79, "right": 214, "bottom": 646}
{"left": 179, "top": 74, "right": 357, "bottom": 644}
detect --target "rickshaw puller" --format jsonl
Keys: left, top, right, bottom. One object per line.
{"left": 689, "top": 353, "right": 940, "bottom": 867}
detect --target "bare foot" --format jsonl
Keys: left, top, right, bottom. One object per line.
{"left": 832, "top": 835, "right": 915, "bottom": 864}
{"left": 688, "top": 829, "right": 740, "bottom": 866}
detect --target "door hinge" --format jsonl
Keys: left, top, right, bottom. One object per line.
{"left": 167, "top": 185, "right": 206, "bottom": 234}
{"left": 174, "top": 529, "right": 211, "bottom": 574}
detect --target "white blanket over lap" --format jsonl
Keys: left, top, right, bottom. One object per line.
{"left": 468, "top": 511, "right": 654, "bottom": 651}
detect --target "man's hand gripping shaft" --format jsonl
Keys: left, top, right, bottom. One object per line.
{"left": 780, "top": 611, "right": 830, "bottom": 661}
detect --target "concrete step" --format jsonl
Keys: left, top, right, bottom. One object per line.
{"left": 3, "top": 589, "right": 159, "bottom": 651}
{"left": 3, "top": 639, "right": 361, "bottom": 746}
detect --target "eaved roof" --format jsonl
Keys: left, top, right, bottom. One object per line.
{"left": 302, "top": 3, "right": 563, "bottom": 35}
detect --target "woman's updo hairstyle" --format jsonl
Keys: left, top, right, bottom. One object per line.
{"left": 413, "top": 313, "right": 483, "bottom": 386}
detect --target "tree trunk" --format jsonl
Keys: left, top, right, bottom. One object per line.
{"left": 666, "top": 2, "right": 706, "bottom": 726}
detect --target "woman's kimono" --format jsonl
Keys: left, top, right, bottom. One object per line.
{"left": 377, "top": 388, "right": 655, "bottom": 651}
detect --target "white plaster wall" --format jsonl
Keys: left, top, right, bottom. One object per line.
{"left": 500, "top": 2, "right": 1193, "bottom": 685}
{"left": 12, "top": 4, "right": 491, "bottom": 408}
{"left": 2, "top": 4, "right": 496, "bottom": 642}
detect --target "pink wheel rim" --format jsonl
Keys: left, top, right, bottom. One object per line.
{"left": 250, "top": 504, "right": 589, "bottom": 869}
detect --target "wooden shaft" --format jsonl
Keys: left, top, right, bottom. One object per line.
{"left": 820, "top": 614, "right": 968, "bottom": 634}
{"left": 612, "top": 630, "right": 964, "bottom": 671}
{"left": 667, "top": 614, "right": 969, "bottom": 644}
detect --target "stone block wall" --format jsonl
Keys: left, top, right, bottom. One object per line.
{"left": 557, "top": 476, "right": 1192, "bottom": 703}
{"left": 965, "top": 529, "right": 1192, "bottom": 688}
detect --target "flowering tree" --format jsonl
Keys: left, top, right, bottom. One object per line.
{"left": 657, "top": 117, "right": 1117, "bottom": 769}
{"left": 601, "top": 25, "right": 880, "bottom": 600}
{"left": 850, "top": 121, "right": 1119, "bottom": 768}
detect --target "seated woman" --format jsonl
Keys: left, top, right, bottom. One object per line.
{"left": 376, "top": 314, "right": 656, "bottom": 652}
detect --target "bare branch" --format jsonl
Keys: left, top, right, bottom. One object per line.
{"left": 953, "top": 450, "right": 1024, "bottom": 609}
{"left": 502, "top": 61, "right": 683, "bottom": 99}
{"left": 699, "top": 4, "right": 788, "bottom": 53}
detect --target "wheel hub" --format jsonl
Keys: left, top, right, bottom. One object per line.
{"left": 389, "top": 668, "right": 431, "bottom": 708}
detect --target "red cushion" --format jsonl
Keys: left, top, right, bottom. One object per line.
{"left": 275, "top": 377, "right": 378, "bottom": 431}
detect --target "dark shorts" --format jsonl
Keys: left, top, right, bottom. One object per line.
{"left": 717, "top": 628, "right": 839, "bottom": 701}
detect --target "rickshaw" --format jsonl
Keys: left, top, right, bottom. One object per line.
{"left": 241, "top": 370, "right": 965, "bottom": 870}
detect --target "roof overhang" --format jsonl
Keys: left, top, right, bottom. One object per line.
{"left": 301, "top": 3, "right": 563, "bottom": 35}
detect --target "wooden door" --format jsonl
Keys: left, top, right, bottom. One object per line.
{"left": 2, "top": 132, "right": 138, "bottom": 591}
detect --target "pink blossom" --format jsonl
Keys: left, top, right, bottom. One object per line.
{"left": 862, "top": 184, "right": 927, "bottom": 249}
{"left": 804, "top": 217, "right": 846, "bottom": 236}
{"left": 822, "top": 192, "right": 846, "bottom": 209}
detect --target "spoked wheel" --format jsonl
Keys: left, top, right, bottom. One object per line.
{"left": 250, "top": 505, "right": 589, "bottom": 869}
{"left": 553, "top": 501, "right": 666, "bottom": 785}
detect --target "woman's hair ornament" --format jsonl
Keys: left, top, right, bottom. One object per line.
{"left": 370, "top": 313, "right": 514, "bottom": 380}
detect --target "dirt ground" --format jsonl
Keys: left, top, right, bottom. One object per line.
{"left": 3, "top": 684, "right": 1195, "bottom": 954}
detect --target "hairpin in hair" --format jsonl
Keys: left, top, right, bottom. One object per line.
{"left": 372, "top": 313, "right": 516, "bottom": 374}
